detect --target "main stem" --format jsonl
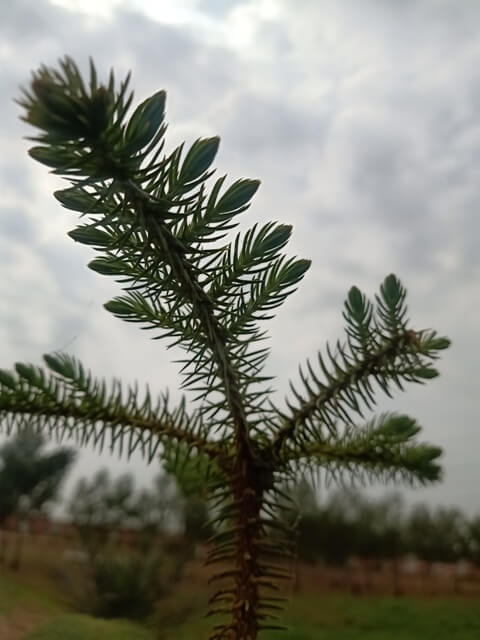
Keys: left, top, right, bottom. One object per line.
{"left": 129, "top": 188, "right": 262, "bottom": 638}
{"left": 229, "top": 443, "right": 263, "bottom": 639}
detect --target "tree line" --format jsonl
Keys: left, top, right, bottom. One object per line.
{"left": 287, "top": 480, "right": 480, "bottom": 569}
{"left": 1, "top": 428, "right": 479, "bottom": 618}
{"left": 2, "top": 429, "right": 479, "bottom": 577}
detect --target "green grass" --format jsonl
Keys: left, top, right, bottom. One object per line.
{"left": 3, "top": 563, "right": 480, "bottom": 639}
{"left": 155, "top": 594, "right": 480, "bottom": 639}
{"left": 24, "top": 614, "right": 154, "bottom": 640}
{"left": 277, "top": 594, "right": 480, "bottom": 639}
{"left": 0, "top": 571, "right": 64, "bottom": 615}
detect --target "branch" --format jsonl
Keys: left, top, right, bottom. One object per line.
{"left": 267, "top": 276, "right": 450, "bottom": 459}
{"left": 18, "top": 57, "right": 266, "bottom": 441}
{"left": 0, "top": 353, "right": 220, "bottom": 463}
{"left": 281, "top": 413, "right": 442, "bottom": 485}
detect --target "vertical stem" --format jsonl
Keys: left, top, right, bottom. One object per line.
{"left": 231, "top": 444, "right": 262, "bottom": 640}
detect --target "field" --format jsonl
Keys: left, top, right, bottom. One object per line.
{"left": 1, "top": 534, "right": 480, "bottom": 639}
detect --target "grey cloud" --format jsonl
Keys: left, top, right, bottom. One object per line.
{"left": 0, "top": 0, "right": 478, "bottom": 513}
{"left": 222, "top": 93, "right": 326, "bottom": 156}
{"left": 0, "top": 206, "right": 38, "bottom": 242}
{"left": 0, "top": 0, "right": 69, "bottom": 42}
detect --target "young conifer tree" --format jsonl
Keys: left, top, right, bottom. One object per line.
{"left": 3, "top": 57, "right": 450, "bottom": 638}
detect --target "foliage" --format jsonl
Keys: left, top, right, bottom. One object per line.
{"left": 90, "top": 554, "right": 162, "bottom": 620}
{"left": 283, "top": 485, "right": 480, "bottom": 569}
{"left": 2, "top": 56, "right": 451, "bottom": 638}
{"left": 68, "top": 469, "right": 186, "bottom": 619}
{"left": 0, "top": 428, "right": 75, "bottom": 522}
{"left": 469, "top": 516, "right": 480, "bottom": 565}
{"left": 0, "top": 428, "right": 75, "bottom": 568}
{"left": 406, "top": 504, "right": 469, "bottom": 564}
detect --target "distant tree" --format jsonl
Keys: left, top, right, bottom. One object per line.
{"left": 277, "top": 484, "right": 358, "bottom": 594}
{"left": 467, "top": 516, "right": 480, "bottom": 566}
{"left": 69, "top": 469, "right": 135, "bottom": 565}
{"left": 406, "top": 504, "right": 436, "bottom": 564}
{"left": 0, "top": 475, "right": 17, "bottom": 564}
{"left": 371, "top": 493, "right": 405, "bottom": 595}
{"left": 434, "top": 507, "right": 469, "bottom": 563}
{"left": 306, "top": 491, "right": 357, "bottom": 568}
{"left": 285, "top": 480, "right": 321, "bottom": 565}
{"left": 68, "top": 469, "right": 187, "bottom": 620}
{"left": 0, "top": 428, "right": 75, "bottom": 568}
{"left": 162, "top": 441, "right": 219, "bottom": 551}
{"left": 407, "top": 504, "right": 467, "bottom": 567}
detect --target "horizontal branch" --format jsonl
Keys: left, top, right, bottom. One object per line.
{"left": 280, "top": 413, "right": 442, "bottom": 485}
{"left": 268, "top": 328, "right": 449, "bottom": 460}
{"left": 0, "top": 353, "right": 220, "bottom": 463}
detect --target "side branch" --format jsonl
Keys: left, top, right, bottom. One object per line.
{"left": 0, "top": 355, "right": 219, "bottom": 462}
{"left": 282, "top": 414, "right": 442, "bottom": 484}
{"left": 268, "top": 330, "right": 440, "bottom": 460}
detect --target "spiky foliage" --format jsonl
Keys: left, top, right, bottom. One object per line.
{"left": 6, "top": 57, "right": 450, "bottom": 638}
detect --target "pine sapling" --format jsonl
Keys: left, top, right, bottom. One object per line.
{"left": 0, "top": 57, "right": 451, "bottom": 638}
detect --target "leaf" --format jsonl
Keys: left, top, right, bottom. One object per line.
{"left": 216, "top": 179, "right": 260, "bottom": 213}
{"left": 0, "top": 369, "right": 16, "bottom": 390}
{"left": 104, "top": 298, "right": 135, "bottom": 316}
{"left": 55, "top": 187, "right": 102, "bottom": 213}
{"left": 412, "top": 367, "right": 438, "bottom": 379}
{"left": 347, "top": 286, "right": 367, "bottom": 319}
{"left": 43, "top": 353, "right": 75, "bottom": 379}
{"left": 261, "top": 224, "right": 292, "bottom": 254}
{"left": 406, "top": 445, "right": 443, "bottom": 481}
{"left": 180, "top": 137, "right": 219, "bottom": 183}
{"left": 14, "top": 363, "right": 36, "bottom": 384}
{"left": 283, "top": 258, "right": 311, "bottom": 283}
{"left": 423, "top": 336, "right": 451, "bottom": 351}
{"left": 43, "top": 354, "right": 65, "bottom": 376}
{"left": 380, "top": 274, "right": 405, "bottom": 310}
{"left": 88, "top": 257, "right": 125, "bottom": 276}
{"left": 68, "top": 226, "right": 111, "bottom": 247}
{"left": 28, "top": 146, "right": 71, "bottom": 169}
{"left": 376, "top": 414, "right": 420, "bottom": 441}
{"left": 124, "top": 90, "right": 166, "bottom": 153}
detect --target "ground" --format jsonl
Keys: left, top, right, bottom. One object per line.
{"left": 1, "top": 533, "right": 480, "bottom": 639}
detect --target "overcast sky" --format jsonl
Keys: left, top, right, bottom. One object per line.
{"left": 0, "top": 0, "right": 478, "bottom": 515}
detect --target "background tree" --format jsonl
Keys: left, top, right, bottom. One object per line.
{"left": 69, "top": 469, "right": 185, "bottom": 620}
{"left": 0, "top": 428, "right": 75, "bottom": 568}
{"left": 162, "top": 442, "right": 216, "bottom": 548}
{"left": 0, "top": 56, "right": 450, "bottom": 638}
{"left": 367, "top": 493, "right": 405, "bottom": 595}
{"left": 69, "top": 469, "right": 135, "bottom": 566}
{"left": 467, "top": 516, "right": 480, "bottom": 566}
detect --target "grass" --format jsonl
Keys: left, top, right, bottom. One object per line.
{"left": 0, "top": 570, "right": 65, "bottom": 616}
{"left": 24, "top": 614, "right": 153, "bottom": 640}
{"left": 3, "top": 576, "right": 480, "bottom": 639}
{"left": 153, "top": 593, "right": 480, "bottom": 639}
{"left": 0, "top": 569, "right": 154, "bottom": 639}
{"left": 2, "top": 543, "right": 480, "bottom": 639}
{"left": 277, "top": 594, "right": 480, "bottom": 639}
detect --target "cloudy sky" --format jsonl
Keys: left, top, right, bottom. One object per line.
{"left": 0, "top": 0, "right": 478, "bottom": 515}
